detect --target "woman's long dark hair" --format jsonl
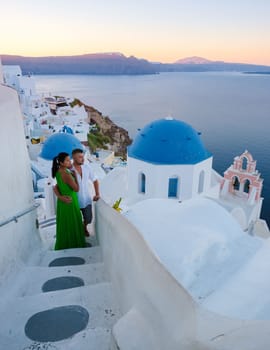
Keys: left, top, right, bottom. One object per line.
{"left": 52, "top": 152, "right": 69, "bottom": 178}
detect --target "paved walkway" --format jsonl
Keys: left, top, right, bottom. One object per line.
{"left": 0, "top": 221, "right": 121, "bottom": 350}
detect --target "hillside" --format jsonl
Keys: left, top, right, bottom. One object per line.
{"left": 1, "top": 53, "right": 270, "bottom": 74}
{"left": 70, "top": 98, "right": 132, "bottom": 157}
{"left": 158, "top": 60, "right": 270, "bottom": 73}
{"left": 1, "top": 53, "right": 157, "bottom": 75}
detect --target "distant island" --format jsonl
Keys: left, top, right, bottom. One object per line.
{"left": 174, "top": 56, "right": 217, "bottom": 64}
{"left": 158, "top": 56, "right": 270, "bottom": 74}
{"left": 1, "top": 53, "right": 270, "bottom": 75}
{"left": 244, "top": 71, "right": 270, "bottom": 75}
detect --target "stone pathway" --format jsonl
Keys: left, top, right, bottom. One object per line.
{"left": 0, "top": 224, "right": 121, "bottom": 350}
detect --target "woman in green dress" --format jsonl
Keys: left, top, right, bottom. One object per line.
{"left": 52, "top": 152, "right": 86, "bottom": 250}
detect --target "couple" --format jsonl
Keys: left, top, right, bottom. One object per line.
{"left": 51, "top": 149, "right": 100, "bottom": 250}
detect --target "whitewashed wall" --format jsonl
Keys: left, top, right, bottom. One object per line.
{"left": 95, "top": 199, "right": 197, "bottom": 349}
{"left": 127, "top": 156, "right": 213, "bottom": 202}
{"left": 0, "top": 85, "right": 41, "bottom": 288}
{"left": 95, "top": 199, "right": 270, "bottom": 350}
{"left": 18, "top": 76, "right": 37, "bottom": 97}
{"left": 2, "top": 65, "right": 22, "bottom": 89}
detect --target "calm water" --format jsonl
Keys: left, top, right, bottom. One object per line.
{"left": 34, "top": 72, "right": 270, "bottom": 223}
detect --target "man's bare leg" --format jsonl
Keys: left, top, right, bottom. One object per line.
{"left": 84, "top": 222, "right": 90, "bottom": 237}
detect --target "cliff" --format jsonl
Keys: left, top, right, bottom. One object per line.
{"left": 2, "top": 53, "right": 270, "bottom": 74}
{"left": 71, "top": 99, "right": 132, "bottom": 157}
{"left": 1, "top": 53, "right": 157, "bottom": 75}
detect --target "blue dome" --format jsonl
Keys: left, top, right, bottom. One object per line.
{"left": 40, "top": 133, "right": 84, "bottom": 160}
{"left": 128, "top": 118, "right": 211, "bottom": 165}
{"left": 62, "top": 125, "right": 74, "bottom": 135}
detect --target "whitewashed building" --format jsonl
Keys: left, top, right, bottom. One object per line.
{"left": 99, "top": 117, "right": 270, "bottom": 242}
{"left": 3, "top": 65, "right": 50, "bottom": 124}
{"left": 127, "top": 117, "right": 214, "bottom": 202}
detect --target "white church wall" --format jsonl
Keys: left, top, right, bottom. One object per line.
{"left": 128, "top": 156, "right": 213, "bottom": 202}
{"left": 249, "top": 199, "right": 264, "bottom": 229}
{"left": 127, "top": 156, "right": 193, "bottom": 201}
{"left": 0, "top": 85, "right": 41, "bottom": 289}
{"left": 191, "top": 157, "right": 213, "bottom": 197}
{"left": 204, "top": 169, "right": 223, "bottom": 200}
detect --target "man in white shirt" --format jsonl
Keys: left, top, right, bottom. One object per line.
{"left": 54, "top": 149, "right": 100, "bottom": 237}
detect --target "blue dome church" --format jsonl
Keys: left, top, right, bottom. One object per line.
{"left": 40, "top": 133, "right": 84, "bottom": 160}
{"left": 127, "top": 118, "right": 214, "bottom": 201}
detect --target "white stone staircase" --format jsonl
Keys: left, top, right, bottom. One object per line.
{"left": 0, "top": 226, "right": 121, "bottom": 350}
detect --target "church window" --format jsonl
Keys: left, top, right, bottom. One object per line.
{"left": 198, "top": 170, "right": 205, "bottom": 193}
{"left": 242, "top": 157, "right": 248, "bottom": 170}
{"left": 168, "top": 177, "right": 179, "bottom": 198}
{"left": 243, "top": 179, "right": 250, "bottom": 193}
{"left": 232, "top": 176, "right": 240, "bottom": 191}
{"left": 139, "top": 173, "right": 146, "bottom": 194}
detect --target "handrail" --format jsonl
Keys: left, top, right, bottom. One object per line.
{"left": 0, "top": 203, "right": 40, "bottom": 227}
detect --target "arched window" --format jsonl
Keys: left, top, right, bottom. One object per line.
{"left": 243, "top": 179, "right": 250, "bottom": 193}
{"left": 232, "top": 176, "right": 240, "bottom": 191}
{"left": 168, "top": 176, "right": 179, "bottom": 198}
{"left": 242, "top": 157, "right": 248, "bottom": 170}
{"left": 198, "top": 170, "right": 205, "bottom": 193}
{"left": 139, "top": 173, "right": 146, "bottom": 194}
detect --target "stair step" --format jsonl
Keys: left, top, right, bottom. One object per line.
{"left": 33, "top": 246, "right": 102, "bottom": 267}
{"left": 12, "top": 262, "right": 108, "bottom": 298}
{"left": 38, "top": 216, "right": 56, "bottom": 226}
{"left": 0, "top": 283, "right": 121, "bottom": 350}
{"left": 2, "top": 327, "right": 114, "bottom": 350}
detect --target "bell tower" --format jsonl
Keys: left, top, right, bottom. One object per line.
{"left": 219, "top": 150, "right": 267, "bottom": 234}
{"left": 221, "top": 150, "right": 263, "bottom": 205}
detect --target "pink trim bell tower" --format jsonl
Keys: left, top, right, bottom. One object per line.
{"left": 221, "top": 150, "right": 263, "bottom": 205}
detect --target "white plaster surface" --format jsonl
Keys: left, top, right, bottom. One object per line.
{"left": 100, "top": 160, "right": 270, "bottom": 321}
{"left": 100, "top": 166, "right": 128, "bottom": 205}
{"left": 0, "top": 84, "right": 41, "bottom": 288}
{"left": 123, "top": 197, "right": 270, "bottom": 320}
{"left": 95, "top": 199, "right": 270, "bottom": 350}
{"left": 95, "top": 199, "right": 197, "bottom": 349}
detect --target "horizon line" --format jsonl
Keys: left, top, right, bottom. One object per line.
{"left": 1, "top": 52, "right": 269, "bottom": 67}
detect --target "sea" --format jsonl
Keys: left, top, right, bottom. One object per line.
{"left": 34, "top": 72, "right": 270, "bottom": 224}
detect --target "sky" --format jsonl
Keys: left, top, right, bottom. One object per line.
{"left": 1, "top": 0, "right": 270, "bottom": 64}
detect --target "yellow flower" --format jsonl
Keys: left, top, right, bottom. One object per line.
{"left": 112, "top": 197, "right": 122, "bottom": 212}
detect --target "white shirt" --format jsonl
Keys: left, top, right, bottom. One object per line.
{"left": 73, "top": 163, "right": 98, "bottom": 208}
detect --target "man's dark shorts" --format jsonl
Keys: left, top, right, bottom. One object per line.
{"left": 81, "top": 204, "right": 92, "bottom": 225}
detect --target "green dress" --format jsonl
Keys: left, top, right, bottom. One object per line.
{"left": 55, "top": 170, "right": 86, "bottom": 250}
